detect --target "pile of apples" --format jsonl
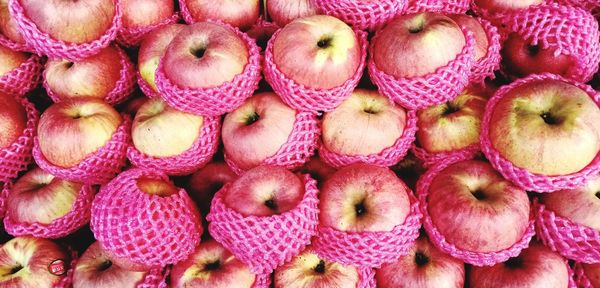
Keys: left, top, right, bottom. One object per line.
{"left": 0, "top": 0, "right": 599, "bottom": 287}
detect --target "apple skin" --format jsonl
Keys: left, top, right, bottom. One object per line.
{"left": 372, "top": 12, "right": 466, "bottom": 78}
{"left": 138, "top": 24, "right": 186, "bottom": 93}
{"left": 188, "top": 162, "right": 237, "bottom": 215}
{"left": 37, "top": 98, "right": 122, "bottom": 168}
{"left": 136, "top": 176, "right": 179, "bottom": 197}
{"left": 541, "top": 174, "right": 600, "bottom": 230}
{"left": 0, "top": 44, "right": 28, "bottom": 76}
{"left": 170, "top": 240, "right": 256, "bottom": 288}
{"left": 319, "top": 164, "right": 411, "bottom": 233}
{"left": 274, "top": 247, "right": 360, "bottom": 288}
{"left": 184, "top": 0, "right": 260, "bottom": 31}
{"left": 469, "top": 242, "right": 569, "bottom": 288}
{"left": 0, "top": 0, "right": 25, "bottom": 45}
{"left": 448, "top": 14, "right": 488, "bottom": 61}
{"left": 132, "top": 98, "right": 204, "bottom": 158}
{"left": 0, "top": 92, "right": 27, "bottom": 150}
{"left": 473, "top": 0, "right": 544, "bottom": 13}
{"left": 121, "top": 0, "right": 174, "bottom": 29}
{"left": 416, "top": 87, "right": 487, "bottom": 153}
{"left": 272, "top": 15, "right": 361, "bottom": 89}
{"left": 223, "top": 165, "right": 304, "bottom": 217}
{"left": 44, "top": 46, "right": 123, "bottom": 101}
{"left": 222, "top": 92, "right": 296, "bottom": 171}
{"left": 73, "top": 242, "right": 147, "bottom": 288}
{"left": 427, "top": 160, "right": 530, "bottom": 253}
{"left": 0, "top": 236, "right": 71, "bottom": 288}
{"left": 294, "top": 156, "right": 337, "bottom": 189}
{"left": 376, "top": 235, "right": 465, "bottom": 288}
{"left": 489, "top": 79, "right": 600, "bottom": 176}
{"left": 161, "top": 22, "right": 249, "bottom": 89}
{"left": 582, "top": 263, "right": 600, "bottom": 287}
{"left": 266, "top": 0, "right": 318, "bottom": 27}
{"left": 322, "top": 89, "right": 407, "bottom": 156}
{"left": 19, "top": 0, "right": 115, "bottom": 44}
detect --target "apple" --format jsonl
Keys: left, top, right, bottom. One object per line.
{"left": 294, "top": 156, "right": 337, "bottom": 189}
{"left": 0, "top": 0, "right": 25, "bottom": 45}
{"left": 488, "top": 79, "right": 600, "bottom": 176}
{"left": 426, "top": 160, "right": 530, "bottom": 252}
{"left": 448, "top": 14, "right": 488, "bottom": 61}
{"left": 469, "top": 242, "right": 569, "bottom": 288}
{"left": 274, "top": 247, "right": 360, "bottom": 288}
{"left": 581, "top": 263, "right": 600, "bottom": 287}
{"left": 372, "top": 12, "right": 466, "bottom": 78}
{"left": 160, "top": 22, "right": 249, "bottom": 90}
{"left": 170, "top": 240, "right": 256, "bottom": 288}
{"left": 376, "top": 235, "right": 465, "bottom": 288}
{"left": 319, "top": 164, "right": 411, "bottom": 232}
{"left": 391, "top": 151, "right": 425, "bottom": 191}
{"left": 19, "top": 0, "right": 116, "bottom": 44}
{"left": 0, "top": 236, "right": 71, "bottom": 288}
{"left": 188, "top": 161, "right": 237, "bottom": 215}
{"left": 223, "top": 165, "right": 304, "bottom": 217}
{"left": 266, "top": 0, "right": 319, "bottom": 27}
{"left": 132, "top": 98, "right": 204, "bottom": 158}
{"left": 0, "top": 92, "right": 27, "bottom": 149}
{"left": 138, "top": 23, "right": 185, "bottom": 93}
{"left": 121, "top": 0, "right": 174, "bottom": 29}
{"left": 37, "top": 98, "right": 123, "bottom": 168}
{"left": 473, "top": 0, "right": 544, "bottom": 13}
{"left": 222, "top": 92, "right": 297, "bottom": 171}
{"left": 271, "top": 15, "right": 361, "bottom": 89}
{"left": 0, "top": 43, "right": 28, "bottom": 76}
{"left": 182, "top": 0, "right": 260, "bottom": 30}
{"left": 416, "top": 86, "right": 487, "bottom": 153}
{"left": 73, "top": 242, "right": 147, "bottom": 288}
{"left": 322, "top": 89, "right": 407, "bottom": 156}
{"left": 119, "top": 90, "right": 148, "bottom": 117}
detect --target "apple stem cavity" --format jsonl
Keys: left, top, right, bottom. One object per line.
{"left": 4, "top": 264, "right": 23, "bottom": 276}
{"left": 97, "top": 260, "right": 112, "bottom": 272}
{"left": 472, "top": 190, "right": 487, "bottom": 201}
{"left": 527, "top": 44, "right": 540, "bottom": 56}
{"left": 189, "top": 46, "right": 206, "bottom": 59}
{"left": 443, "top": 103, "right": 460, "bottom": 116}
{"left": 264, "top": 198, "right": 278, "bottom": 211}
{"left": 595, "top": 192, "right": 600, "bottom": 199}
{"left": 354, "top": 201, "right": 367, "bottom": 216}
{"left": 414, "top": 251, "right": 430, "bottom": 267}
{"left": 504, "top": 257, "right": 523, "bottom": 269}
{"left": 313, "top": 260, "right": 326, "bottom": 274}
{"left": 363, "top": 106, "right": 379, "bottom": 115}
{"left": 540, "top": 112, "right": 561, "bottom": 125}
{"left": 245, "top": 112, "right": 260, "bottom": 126}
{"left": 317, "top": 37, "right": 332, "bottom": 49}
{"left": 203, "top": 260, "right": 220, "bottom": 271}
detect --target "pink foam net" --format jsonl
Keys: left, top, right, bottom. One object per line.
{"left": 411, "top": 143, "right": 481, "bottom": 169}
{"left": 207, "top": 174, "right": 320, "bottom": 274}
{"left": 91, "top": 168, "right": 203, "bottom": 268}
{"left": 43, "top": 45, "right": 135, "bottom": 106}
{"left": 574, "top": 262, "right": 594, "bottom": 288}
{"left": 155, "top": 20, "right": 261, "bottom": 117}
{"left": 470, "top": 0, "right": 550, "bottom": 28}
{"left": 0, "top": 54, "right": 42, "bottom": 97}
{"left": 53, "top": 247, "right": 78, "bottom": 288}
{"left": 358, "top": 267, "right": 376, "bottom": 288}
{"left": 480, "top": 73, "right": 600, "bottom": 193}
{"left": 368, "top": 26, "right": 475, "bottom": 110}
{"left": 252, "top": 273, "right": 272, "bottom": 288}
{"left": 246, "top": 16, "right": 279, "bottom": 43}
{"left": 178, "top": 0, "right": 195, "bottom": 24}
{"left": 0, "top": 97, "right": 37, "bottom": 183}
{"left": 312, "top": 0, "right": 407, "bottom": 31}
{"left": 404, "top": 0, "right": 470, "bottom": 14}
{"left": 556, "top": 0, "right": 600, "bottom": 14}
{"left": 137, "top": 266, "right": 171, "bottom": 288}
{"left": 263, "top": 30, "right": 367, "bottom": 113}
{"left": 0, "top": 182, "right": 10, "bottom": 219}
{"left": 0, "top": 32, "right": 33, "bottom": 53}
{"left": 32, "top": 116, "right": 131, "bottom": 185}
{"left": 3, "top": 184, "right": 94, "bottom": 239}
{"left": 9, "top": 0, "right": 121, "bottom": 61}
{"left": 127, "top": 116, "right": 220, "bottom": 176}
{"left": 117, "top": 13, "right": 180, "bottom": 47}
{"left": 470, "top": 17, "right": 501, "bottom": 84}
{"left": 136, "top": 70, "right": 159, "bottom": 99}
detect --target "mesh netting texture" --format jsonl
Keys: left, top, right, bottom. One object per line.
{"left": 405, "top": 0, "right": 470, "bottom": 14}
{"left": 470, "top": 17, "right": 502, "bottom": 84}
{"left": 0, "top": 53, "right": 43, "bottom": 97}
{"left": 117, "top": 13, "right": 180, "bottom": 47}
{"left": 0, "top": 31, "right": 33, "bottom": 52}
{"left": 0, "top": 182, "right": 9, "bottom": 219}
{"left": 573, "top": 262, "right": 594, "bottom": 288}
{"left": 53, "top": 247, "right": 78, "bottom": 288}
{"left": 411, "top": 144, "right": 481, "bottom": 169}
{"left": 0, "top": 97, "right": 37, "bottom": 183}
{"left": 312, "top": 0, "right": 407, "bottom": 31}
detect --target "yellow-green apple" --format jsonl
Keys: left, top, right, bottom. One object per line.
{"left": 469, "top": 242, "right": 569, "bottom": 288}
{"left": 274, "top": 247, "right": 360, "bottom": 288}
{"left": 121, "top": 0, "right": 174, "bottom": 29}
{"left": 427, "top": 160, "right": 530, "bottom": 252}
{"left": 73, "top": 242, "right": 147, "bottom": 288}
{"left": 188, "top": 162, "right": 237, "bottom": 215}
{"left": 294, "top": 156, "right": 337, "bottom": 189}
{"left": 416, "top": 87, "right": 487, "bottom": 153}
{"left": 138, "top": 23, "right": 185, "bottom": 93}
{"left": 473, "top": 0, "right": 544, "bottom": 13}
{"left": 223, "top": 165, "right": 304, "bottom": 217}
{"left": 448, "top": 14, "right": 488, "bottom": 61}
{"left": 0, "top": 44, "right": 28, "bottom": 76}
{"left": 0, "top": 236, "right": 71, "bottom": 287}
{"left": 488, "top": 79, "right": 600, "bottom": 175}
{"left": 322, "top": 89, "right": 407, "bottom": 156}
{"left": 222, "top": 92, "right": 296, "bottom": 171}
{"left": 183, "top": 0, "right": 260, "bottom": 30}
{"left": 376, "top": 235, "right": 465, "bottom": 288}
{"left": 7, "top": 167, "right": 80, "bottom": 225}
{"left": 581, "top": 263, "right": 600, "bottom": 287}
{"left": 372, "top": 13, "right": 465, "bottom": 78}
{"left": 132, "top": 98, "right": 204, "bottom": 157}
{"left": 271, "top": 15, "right": 361, "bottom": 89}
{"left": 266, "top": 0, "right": 318, "bottom": 27}
{"left": 161, "top": 22, "right": 249, "bottom": 89}
{"left": 37, "top": 98, "right": 123, "bottom": 168}
{"left": 0, "top": 92, "right": 27, "bottom": 149}
{"left": 18, "top": 0, "right": 116, "bottom": 44}
{"left": 170, "top": 240, "right": 256, "bottom": 288}
{"left": 0, "top": 0, "right": 24, "bottom": 45}
{"left": 319, "top": 164, "right": 411, "bottom": 232}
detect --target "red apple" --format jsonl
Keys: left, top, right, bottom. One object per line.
{"left": 473, "top": 0, "right": 544, "bottom": 13}
{"left": 294, "top": 156, "right": 337, "bottom": 189}
{"left": 121, "top": 0, "right": 174, "bottom": 29}
{"left": 0, "top": 0, "right": 24, "bottom": 45}
{"left": 0, "top": 92, "right": 27, "bottom": 149}
{"left": 489, "top": 79, "right": 600, "bottom": 176}
{"left": 0, "top": 43, "right": 28, "bottom": 76}
{"left": 582, "top": 263, "right": 600, "bottom": 287}
{"left": 183, "top": 0, "right": 260, "bottom": 30}
{"left": 138, "top": 23, "right": 185, "bottom": 93}
{"left": 266, "top": 0, "right": 319, "bottom": 27}
{"left": 448, "top": 14, "right": 488, "bottom": 61}
{"left": 37, "top": 98, "right": 122, "bottom": 168}
{"left": 271, "top": 15, "right": 361, "bottom": 89}
{"left": 188, "top": 162, "right": 237, "bottom": 215}
{"left": 390, "top": 152, "right": 425, "bottom": 191}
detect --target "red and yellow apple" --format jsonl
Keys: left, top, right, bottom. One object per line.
{"left": 0, "top": 0, "right": 25, "bottom": 45}
{"left": 473, "top": 0, "right": 544, "bottom": 13}
{"left": 121, "top": 0, "right": 174, "bottom": 29}
{"left": 581, "top": 263, "right": 600, "bottom": 287}
{"left": 0, "top": 92, "right": 27, "bottom": 149}
{"left": 294, "top": 156, "right": 337, "bottom": 189}
{"left": 448, "top": 14, "right": 488, "bottom": 61}
{"left": 0, "top": 44, "right": 28, "bottom": 76}
{"left": 266, "top": 0, "right": 318, "bottom": 27}
{"left": 541, "top": 174, "right": 600, "bottom": 230}
{"left": 188, "top": 162, "right": 237, "bottom": 215}
{"left": 183, "top": 0, "right": 260, "bottom": 30}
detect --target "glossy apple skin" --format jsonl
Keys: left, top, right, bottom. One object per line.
{"left": 473, "top": 0, "right": 544, "bottom": 13}
{"left": 222, "top": 92, "right": 296, "bottom": 170}
{"left": 583, "top": 263, "right": 600, "bottom": 287}
{"left": 121, "top": 0, "right": 174, "bottom": 29}
{"left": 138, "top": 24, "right": 186, "bottom": 92}
{"left": 372, "top": 13, "right": 465, "bottom": 78}
{"left": 275, "top": 247, "right": 359, "bottom": 288}
{"left": 376, "top": 236, "right": 465, "bottom": 288}
{"left": 0, "top": 0, "right": 24, "bottom": 44}
{"left": 170, "top": 240, "right": 255, "bottom": 288}
{"left": 162, "top": 22, "right": 249, "bottom": 89}
{"left": 272, "top": 15, "right": 361, "bottom": 89}
{"left": 188, "top": 162, "right": 237, "bottom": 215}
{"left": 469, "top": 242, "right": 569, "bottom": 288}
{"left": 541, "top": 175, "right": 600, "bottom": 230}
{"left": 416, "top": 87, "right": 487, "bottom": 152}
{"left": 20, "top": 0, "right": 115, "bottom": 44}
{"left": 37, "top": 98, "right": 122, "bottom": 168}
{"left": 73, "top": 242, "right": 147, "bottom": 288}
{"left": 448, "top": 14, "right": 488, "bottom": 60}
{"left": 0, "top": 236, "right": 71, "bottom": 288}
{"left": 322, "top": 89, "right": 407, "bottom": 156}
{"left": 320, "top": 164, "right": 411, "bottom": 233}
{"left": 489, "top": 79, "right": 600, "bottom": 176}
{"left": 132, "top": 98, "right": 204, "bottom": 157}
{"left": 294, "top": 156, "right": 337, "bottom": 189}
{"left": 0, "top": 44, "right": 28, "bottom": 76}
{"left": 44, "top": 46, "right": 122, "bottom": 101}
{"left": 427, "top": 160, "right": 530, "bottom": 253}
{"left": 266, "top": 0, "right": 318, "bottom": 27}
{"left": 185, "top": 0, "right": 260, "bottom": 31}
{"left": 0, "top": 92, "right": 27, "bottom": 149}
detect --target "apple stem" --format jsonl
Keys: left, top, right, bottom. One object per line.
{"left": 313, "top": 260, "right": 326, "bottom": 274}
{"left": 264, "top": 199, "right": 278, "bottom": 211}
{"left": 354, "top": 202, "right": 367, "bottom": 216}
{"left": 5, "top": 264, "right": 23, "bottom": 276}
{"left": 317, "top": 37, "right": 332, "bottom": 49}
{"left": 97, "top": 260, "right": 112, "bottom": 272}
{"left": 203, "top": 260, "right": 220, "bottom": 271}
{"left": 245, "top": 112, "right": 260, "bottom": 125}
{"left": 414, "top": 252, "right": 429, "bottom": 266}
